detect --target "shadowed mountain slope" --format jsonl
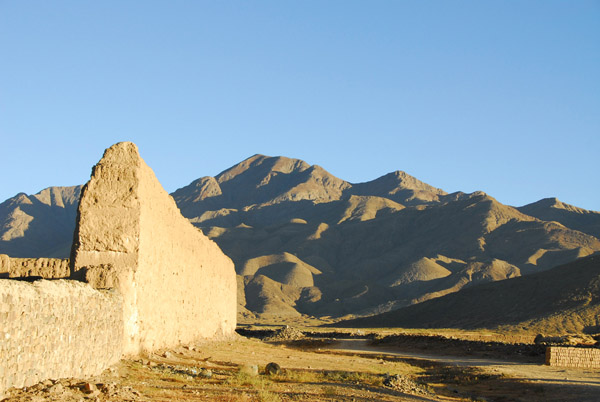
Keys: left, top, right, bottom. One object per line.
{"left": 0, "top": 186, "right": 81, "bottom": 257}
{"left": 518, "top": 197, "right": 600, "bottom": 239}
{"left": 202, "top": 190, "right": 599, "bottom": 318}
{"left": 169, "top": 155, "right": 600, "bottom": 319}
{"left": 335, "top": 254, "right": 600, "bottom": 335}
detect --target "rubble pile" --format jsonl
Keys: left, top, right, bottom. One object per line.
{"left": 264, "top": 325, "right": 305, "bottom": 341}
{"left": 383, "top": 374, "right": 432, "bottom": 396}
{"left": 2, "top": 378, "right": 143, "bottom": 402}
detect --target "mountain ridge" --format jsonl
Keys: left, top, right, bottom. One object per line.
{"left": 1, "top": 155, "right": 599, "bottom": 325}
{"left": 166, "top": 155, "right": 600, "bottom": 319}
{"left": 0, "top": 185, "right": 82, "bottom": 257}
{"left": 518, "top": 197, "right": 600, "bottom": 239}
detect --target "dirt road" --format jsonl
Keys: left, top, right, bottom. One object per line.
{"left": 325, "top": 339, "right": 600, "bottom": 400}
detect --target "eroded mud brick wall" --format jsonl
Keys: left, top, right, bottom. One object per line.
{"left": 0, "top": 280, "right": 123, "bottom": 397}
{"left": 70, "top": 143, "right": 141, "bottom": 355}
{"left": 546, "top": 346, "right": 600, "bottom": 369}
{"left": 0, "top": 255, "right": 69, "bottom": 278}
{"left": 71, "top": 142, "right": 237, "bottom": 355}
{"left": 136, "top": 150, "right": 237, "bottom": 350}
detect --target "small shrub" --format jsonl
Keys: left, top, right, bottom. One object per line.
{"left": 323, "top": 386, "right": 337, "bottom": 397}
{"left": 257, "top": 389, "right": 281, "bottom": 402}
{"left": 227, "top": 371, "right": 268, "bottom": 388}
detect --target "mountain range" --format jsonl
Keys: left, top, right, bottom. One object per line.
{"left": 1, "top": 154, "right": 599, "bottom": 328}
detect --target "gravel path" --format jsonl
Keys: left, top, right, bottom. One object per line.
{"left": 327, "top": 339, "right": 600, "bottom": 392}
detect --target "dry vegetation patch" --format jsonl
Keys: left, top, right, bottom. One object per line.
{"left": 4, "top": 332, "right": 599, "bottom": 402}
{"left": 2, "top": 336, "right": 432, "bottom": 402}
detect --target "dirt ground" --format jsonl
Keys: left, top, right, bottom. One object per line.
{"left": 2, "top": 335, "right": 438, "bottom": 402}
{"left": 327, "top": 338, "right": 600, "bottom": 401}
{"left": 3, "top": 329, "right": 599, "bottom": 402}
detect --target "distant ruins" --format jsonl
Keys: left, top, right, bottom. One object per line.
{"left": 0, "top": 142, "right": 237, "bottom": 396}
{"left": 546, "top": 346, "right": 600, "bottom": 369}
{"left": 0, "top": 256, "right": 69, "bottom": 279}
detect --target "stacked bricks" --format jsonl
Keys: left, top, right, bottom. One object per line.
{"left": 0, "top": 255, "right": 70, "bottom": 279}
{"left": 0, "top": 279, "right": 123, "bottom": 397}
{"left": 545, "top": 346, "right": 600, "bottom": 369}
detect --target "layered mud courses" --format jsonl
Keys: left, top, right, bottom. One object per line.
{"left": 546, "top": 346, "right": 600, "bottom": 369}
{"left": 71, "top": 142, "right": 237, "bottom": 354}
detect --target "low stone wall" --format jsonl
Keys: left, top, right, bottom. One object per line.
{"left": 545, "top": 346, "right": 600, "bottom": 368}
{"left": 0, "top": 254, "right": 70, "bottom": 279}
{"left": 0, "top": 279, "right": 123, "bottom": 397}
{"left": 453, "top": 333, "right": 535, "bottom": 344}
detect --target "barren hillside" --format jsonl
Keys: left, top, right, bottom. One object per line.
{"left": 171, "top": 155, "right": 600, "bottom": 319}
{"left": 518, "top": 197, "right": 600, "bottom": 239}
{"left": 0, "top": 186, "right": 81, "bottom": 257}
{"left": 1, "top": 155, "right": 599, "bottom": 323}
{"left": 336, "top": 254, "right": 600, "bottom": 335}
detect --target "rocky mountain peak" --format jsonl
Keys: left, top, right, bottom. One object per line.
{"left": 519, "top": 197, "right": 600, "bottom": 216}
{"left": 349, "top": 170, "right": 446, "bottom": 206}
{"left": 32, "top": 186, "right": 83, "bottom": 208}
{"left": 216, "top": 155, "right": 311, "bottom": 185}
{"left": 389, "top": 170, "right": 444, "bottom": 192}
{"left": 0, "top": 186, "right": 81, "bottom": 257}
{"left": 543, "top": 197, "right": 561, "bottom": 206}
{"left": 517, "top": 197, "right": 600, "bottom": 239}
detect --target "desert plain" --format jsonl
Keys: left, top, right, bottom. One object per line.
{"left": 3, "top": 324, "right": 600, "bottom": 402}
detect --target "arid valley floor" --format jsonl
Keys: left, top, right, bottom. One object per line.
{"left": 3, "top": 325, "right": 600, "bottom": 402}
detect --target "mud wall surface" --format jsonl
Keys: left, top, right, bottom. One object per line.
{"left": 71, "top": 142, "right": 237, "bottom": 355}
{"left": 0, "top": 255, "right": 69, "bottom": 278}
{"left": 136, "top": 156, "right": 237, "bottom": 351}
{"left": 70, "top": 143, "right": 141, "bottom": 355}
{"left": 0, "top": 279, "right": 123, "bottom": 397}
{"left": 546, "top": 346, "right": 600, "bottom": 368}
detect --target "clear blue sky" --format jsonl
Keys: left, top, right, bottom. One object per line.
{"left": 1, "top": 1, "right": 598, "bottom": 210}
